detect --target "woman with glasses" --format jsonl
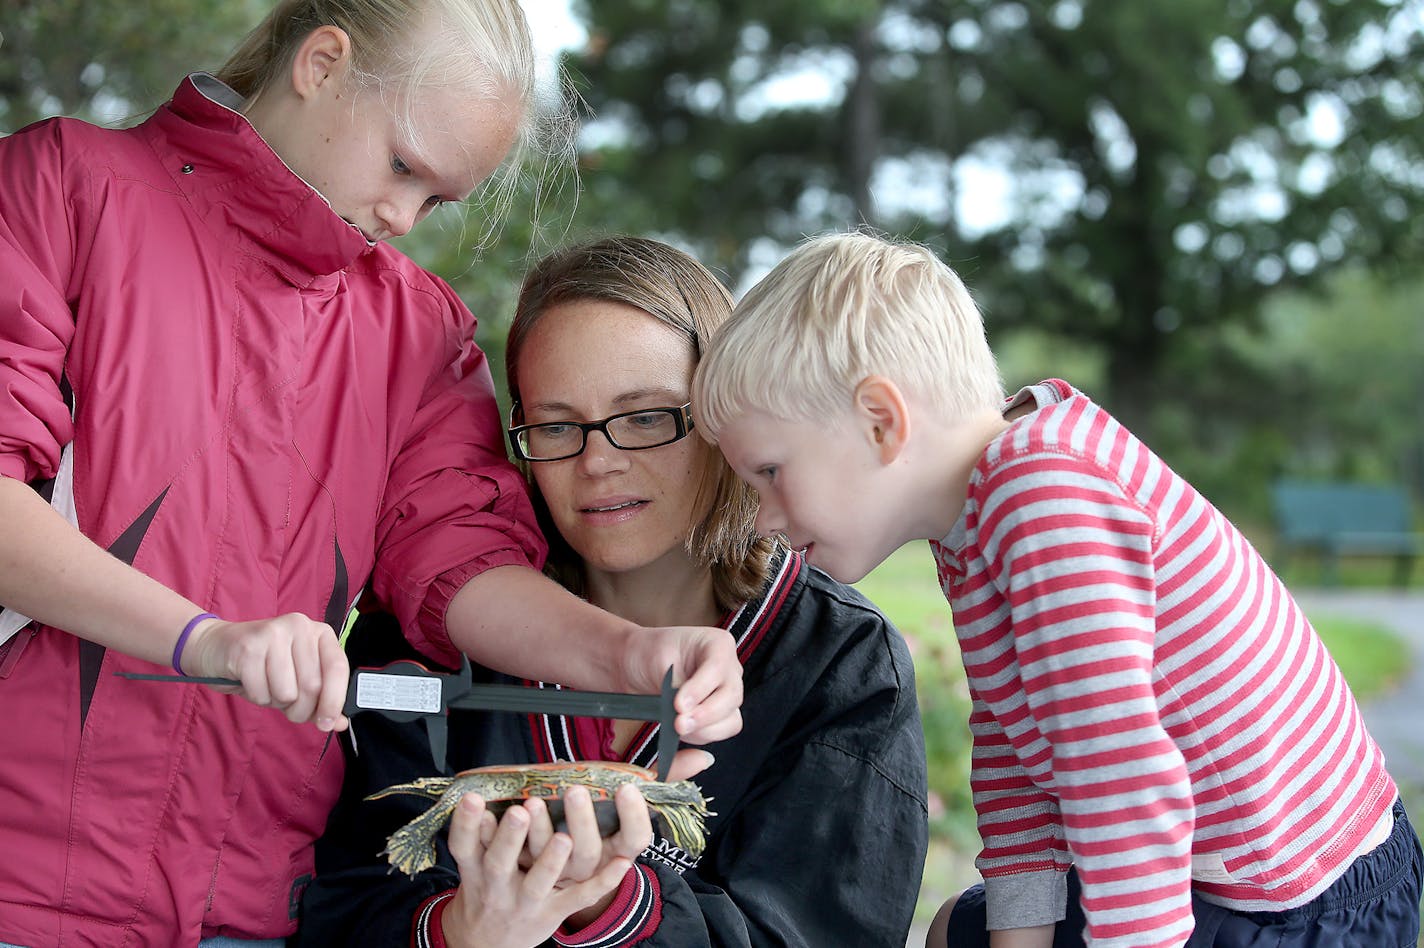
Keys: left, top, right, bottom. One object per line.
{"left": 296, "top": 236, "right": 930, "bottom": 948}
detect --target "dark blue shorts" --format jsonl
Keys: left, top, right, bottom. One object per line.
{"left": 944, "top": 799, "right": 1423, "bottom": 948}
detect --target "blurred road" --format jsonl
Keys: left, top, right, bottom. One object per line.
{"left": 1294, "top": 588, "right": 1424, "bottom": 793}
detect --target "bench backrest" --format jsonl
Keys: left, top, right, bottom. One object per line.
{"left": 1270, "top": 481, "right": 1414, "bottom": 541}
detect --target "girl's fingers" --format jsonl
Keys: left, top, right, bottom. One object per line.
{"left": 234, "top": 637, "right": 273, "bottom": 708}
{"left": 671, "top": 637, "right": 743, "bottom": 743}
{"left": 262, "top": 621, "right": 299, "bottom": 712}
{"left": 278, "top": 621, "right": 320, "bottom": 722}
{"left": 314, "top": 630, "right": 349, "bottom": 731}
{"left": 665, "top": 748, "right": 715, "bottom": 783}
{"left": 677, "top": 704, "right": 743, "bottom": 745}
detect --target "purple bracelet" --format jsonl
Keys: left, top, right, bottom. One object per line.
{"left": 172, "top": 612, "right": 218, "bottom": 676}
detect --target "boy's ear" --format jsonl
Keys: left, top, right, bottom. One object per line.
{"left": 852, "top": 375, "right": 910, "bottom": 464}
{"left": 289, "top": 25, "right": 354, "bottom": 100}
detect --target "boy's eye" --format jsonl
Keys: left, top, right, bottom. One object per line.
{"left": 391, "top": 154, "right": 411, "bottom": 175}
{"left": 758, "top": 465, "right": 777, "bottom": 483}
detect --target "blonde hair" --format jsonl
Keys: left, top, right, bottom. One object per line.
{"left": 507, "top": 236, "right": 777, "bottom": 610}
{"left": 693, "top": 231, "right": 1004, "bottom": 441}
{"left": 217, "top": 0, "right": 574, "bottom": 233}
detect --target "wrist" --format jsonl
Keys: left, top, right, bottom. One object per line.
{"left": 564, "top": 885, "right": 620, "bottom": 932}
{"left": 171, "top": 612, "right": 219, "bottom": 676}
{"left": 611, "top": 618, "right": 651, "bottom": 693}
{"left": 554, "top": 864, "right": 660, "bottom": 947}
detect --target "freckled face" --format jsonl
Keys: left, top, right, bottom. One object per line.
{"left": 277, "top": 77, "right": 519, "bottom": 242}
{"left": 516, "top": 301, "right": 709, "bottom": 577}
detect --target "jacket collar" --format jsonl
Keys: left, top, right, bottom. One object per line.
{"left": 146, "top": 73, "right": 371, "bottom": 286}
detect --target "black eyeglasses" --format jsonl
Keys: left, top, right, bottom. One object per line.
{"left": 508, "top": 403, "right": 696, "bottom": 462}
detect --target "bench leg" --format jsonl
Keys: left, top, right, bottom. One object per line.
{"left": 1323, "top": 549, "right": 1340, "bottom": 587}
{"left": 1394, "top": 554, "right": 1415, "bottom": 589}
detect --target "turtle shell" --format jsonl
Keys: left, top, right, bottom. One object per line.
{"left": 369, "top": 760, "right": 711, "bottom": 877}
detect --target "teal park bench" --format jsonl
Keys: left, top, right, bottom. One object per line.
{"left": 1270, "top": 481, "right": 1423, "bottom": 587}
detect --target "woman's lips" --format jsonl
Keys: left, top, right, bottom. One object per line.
{"left": 579, "top": 498, "right": 649, "bottom": 523}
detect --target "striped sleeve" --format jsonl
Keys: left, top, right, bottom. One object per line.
{"left": 412, "top": 890, "right": 457, "bottom": 948}
{"left": 971, "top": 448, "right": 1195, "bottom": 947}
{"left": 553, "top": 864, "right": 661, "bottom": 946}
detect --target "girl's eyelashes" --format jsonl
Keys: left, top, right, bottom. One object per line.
{"left": 757, "top": 465, "right": 777, "bottom": 483}
{"left": 392, "top": 154, "right": 450, "bottom": 211}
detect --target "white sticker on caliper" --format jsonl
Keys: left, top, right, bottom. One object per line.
{"left": 356, "top": 672, "right": 443, "bottom": 714}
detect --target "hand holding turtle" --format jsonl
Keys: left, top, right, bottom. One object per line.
{"left": 441, "top": 793, "right": 633, "bottom": 948}
{"left": 530, "top": 783, "right": 653, "bottom": 931}
{"left": 178, "top": 613, "right": 350, "bottom": 732}
{"left": 521, "top": 783, "right": 653, "bottom": 880}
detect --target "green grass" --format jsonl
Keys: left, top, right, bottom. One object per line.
{"left": 1313, "top": 617, "right": 1412, "bottom": 697}
{"left": 853, "top": 542, "right": 1417, "bottom": 929}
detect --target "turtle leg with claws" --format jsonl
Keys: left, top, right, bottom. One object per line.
{"left": 366, "top": 777, "right": 464, "bottom": 876}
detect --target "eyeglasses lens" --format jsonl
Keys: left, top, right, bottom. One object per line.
{"left": 607, "top": 410, "right": 679, "bottom": 448}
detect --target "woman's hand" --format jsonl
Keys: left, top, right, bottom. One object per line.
{"left": 441, "top": 794, "right": 635, "bottom": 948}
{"left": 180, "top": 614, "right": 349, "bottom": 731}
{"left": 522, "top": 783, "right": 654, "bottom": 879}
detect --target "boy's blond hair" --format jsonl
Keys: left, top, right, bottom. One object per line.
{"left": 693, "top": 231, "right": 1004, "bottom": 440}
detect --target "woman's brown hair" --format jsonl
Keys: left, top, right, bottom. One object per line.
{"left": 506, "top": 236, "right": 776, "bottom": 610}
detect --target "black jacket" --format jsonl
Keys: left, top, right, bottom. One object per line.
{"left": 295, "top": 549, "right": 929, "bottom": 947}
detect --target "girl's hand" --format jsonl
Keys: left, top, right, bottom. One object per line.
{"left": 179, "top": 614, "right": 349, "bottom": 731}
{"left": 442, "top": 794, "right": 633, "bottom": 948}
{"left": 627, "top": 625, "right": 744, "bottom": 745}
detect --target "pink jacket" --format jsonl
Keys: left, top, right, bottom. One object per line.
{"left": 0, "top": 75, "right": 544, "bottom": 945}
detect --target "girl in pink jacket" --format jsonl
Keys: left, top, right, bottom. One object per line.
{"left": 0, "top": 2, "right": 740, "bottom": 944}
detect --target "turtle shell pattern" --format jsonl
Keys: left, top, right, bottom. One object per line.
{"left": 368, "top": 760, "right": 711, "bottom": 877}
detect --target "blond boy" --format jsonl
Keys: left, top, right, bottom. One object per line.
{"left": 691, "top": 231, "right": 1422, "bottom": 948}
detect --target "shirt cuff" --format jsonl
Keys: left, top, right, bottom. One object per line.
{"left": 0, "top": 454, "right": 34, "bottom": 483}
{"left": 553, "top": 864, "right": 661, "bottom": 947}
{"left": 412, "top": 889, "right": 457, "bottom": 948}
{"left": 409, "top": 546, "right": 540, "bottom": 667}
{"left": 983, "top": 867, "right": 1069, "bottom": 930}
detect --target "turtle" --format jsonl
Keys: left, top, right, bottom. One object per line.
{"left": 368, "top": 760, "right": 712, "bottom": 877}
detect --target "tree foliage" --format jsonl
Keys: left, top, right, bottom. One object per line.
{"left": 0, "top": 0, "right": 265, "bottom": 131}
{"left": 566, "top": 0, "right": 1424, "bottom": 437}
{"left": 6, "top": 0, "right": 1421, "bottom": 504}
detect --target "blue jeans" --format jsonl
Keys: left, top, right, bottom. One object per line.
{"left": 944, "top": 799, "right": 1423, "bottom": 948}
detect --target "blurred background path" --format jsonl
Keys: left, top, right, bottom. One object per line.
{"left": 1295, "top": 589, "right": 1424, "bottom": 793}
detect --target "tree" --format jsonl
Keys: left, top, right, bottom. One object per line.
{"left": 0, "top": 0, "right": 265, "bottom": 131}
{"left": 565, "top": 0, "right": 1424, "bottom": 437}
{"left": 1222, "top": 270, "right": 1424, "bottom": 507}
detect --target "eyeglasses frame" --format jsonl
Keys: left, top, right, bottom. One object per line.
{"left": 507, "top": 402, "right": 696, "bottom": 462}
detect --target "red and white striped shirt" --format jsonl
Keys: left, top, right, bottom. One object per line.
{"left": 932, "top": 380, "right": 1396, "bottom": 948}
